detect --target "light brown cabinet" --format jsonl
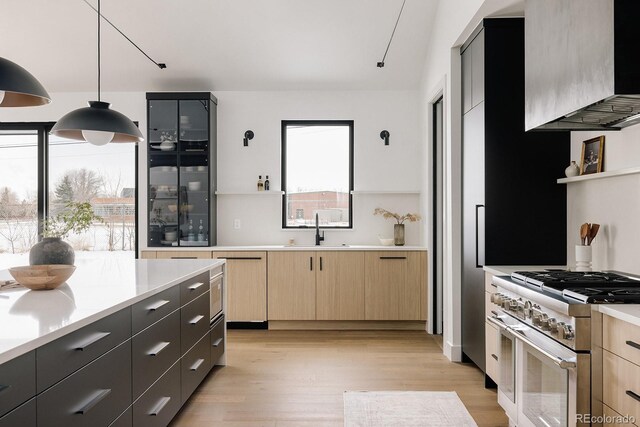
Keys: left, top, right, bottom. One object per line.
{"left": 364, "top": 251, "right": 426, "bottom": 321}
{"left": 316, "top": 252, "right": 365, "bottom": 320}
{"left": 213, "top": 251, "right": 267, "bottom": 322}
{"left": 155, "top": 251, "right": 212, "bottom": 259}
{"left": 267, "top": 251, "right": 316, "bottom": 320}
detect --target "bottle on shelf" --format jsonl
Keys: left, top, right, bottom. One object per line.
{"left": 264, "top": 175, "right": 270, "bottom": 191}
{"left": 197, "top": 220, "right": 205, "bottom": 242}
{"left": 187, "top": 219, "right": 195, "bottom": 241}
{"left": 257, "top": 175, "right": 264, "bottom": 191}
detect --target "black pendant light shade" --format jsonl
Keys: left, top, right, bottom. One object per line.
{"left": 52, "top": 101, "right": 143, "bottom": 143}
{"left": 0, "top": 57, "right": 51, "bottom": 107}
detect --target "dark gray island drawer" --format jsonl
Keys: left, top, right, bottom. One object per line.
{"left": 210, "top": 315, "right": 225, "bottom": 368}
{"left": 37, "top": 307, "right": 131, "bottom": 392}
{"left": 132, "top": 362, "right": 181, "bottom": 427}
{"left": 180, "top": 271, "right": 210, "bottom": 305}
{"left": 37, "top": 340, "right": 132, "bottom": 427}
{"left": 132, "top": 285, "right": 179, "bottom": 334}
{"left": 181, "top": 291, "right": 210, "bottom": 354}
{"left": 0, "top": 350, "right": 35, "bottom": 417}
{"left": 181, "top": 332, "right": 211, "bottom": 404}
{"left": 0, "top": 398, "right": 36, "bottom": 427}
{"left": 132, "top": 310, "right": 180, "bottom": 398}
{"left": 108, "top": 407, "right": 132, "bottom": 427}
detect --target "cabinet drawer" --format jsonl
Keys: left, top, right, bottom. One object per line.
{"left": 181, "top": 291, "right": 210, "bottom": 354}
{"left": 132, "top": 362, "right": 181, "bottom": 427}
{"left": 603, "top": 349, "right": 640, "bottom": 421}
{"left": 604, "top": 314, "right": 640, "bottom": 367}
{"left": 210, "top": 315, "right": 225, "bottom": 368}
{"left": 182, "top": 333, "right": 211, "bottom": 403}
{"left": 109, "top": 407, "right": 132, "bottom": 427}
{"left": 132, "top": 310, "right": 180, "bottom": 398}
{"left": 0, "top": 350, "right": 35, "bottom": 417}
{"left": 603, "top": 403, "right": 637, "bottom": 427}
{"left": 37, "top": 307, "right": 131, "bottom": 392}
{"left": 180, "top": 271, "right": 210, "bottom": 304}
{"left": 485, "top": 321, "right": 499, "bottom": 383}
{"left": 0, "top": 398, "right": 35, "bottom": 427}
{"left": 132, "top": 285, "right": 180, "bottom": 334}
{"left": 37, "top": 340, "right": 132, "bottom": 427}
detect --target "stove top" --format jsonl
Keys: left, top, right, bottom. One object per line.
{"left": 511, "top": 270, "right": 640, "bottom": 304}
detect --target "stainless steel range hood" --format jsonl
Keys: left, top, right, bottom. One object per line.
{"left": 525, "top": 0, "right": 640, "bottom": 131}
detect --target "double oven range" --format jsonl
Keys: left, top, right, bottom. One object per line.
{"left": 488, "top": 270, "right": 640, "bottom": 427}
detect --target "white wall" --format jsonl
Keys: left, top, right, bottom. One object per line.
{"left": 568, "top": 127, "right": 640, "bottom": 274}
{"left": 214, "top": 90, "right": 422, "bottom": 246}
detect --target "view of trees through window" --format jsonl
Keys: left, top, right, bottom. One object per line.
{"left": 0, "top": 128, "right": 136, "bottom": 269}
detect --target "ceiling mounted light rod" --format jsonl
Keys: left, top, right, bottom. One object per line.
{"left": 81, "top": 0, "right": 166, "bottom": 70}
{"left": 0, "top": 57, "right": 51, "bottom": 107}
{"left": 377, "top": 0, "right": 406, "bottom": 68}
{"left": 52, "top": 0, "right": 143, "bottom": 145}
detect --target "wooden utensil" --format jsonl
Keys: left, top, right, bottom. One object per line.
{"left": 587, "top": 223, "right": 600, "bottom": 246}
{"left": 580, "top": 223, "right": 589, "bottom": 245}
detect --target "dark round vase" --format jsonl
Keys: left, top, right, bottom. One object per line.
{"left": 29, "top": 237, "right": 75, "bottom": 266}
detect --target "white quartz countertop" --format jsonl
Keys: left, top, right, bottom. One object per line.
{"left": 597, "top": 305, "right": 640, "bottom": 328}
{"left": 0, "top": 258, "right": 224, "bottom": 364}
{"left": 148, "top": 245, "right": 427, "bottom": 251}
{"left": 483, "top": 265, "right": 567, "bottom": 276}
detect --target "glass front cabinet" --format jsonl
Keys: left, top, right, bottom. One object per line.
{"left": 146, "top": 92, "right": 217, "bottom": 247}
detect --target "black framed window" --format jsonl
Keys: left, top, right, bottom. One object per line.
{"left": 281, "top": 120, "right": 353, "bottom": 228}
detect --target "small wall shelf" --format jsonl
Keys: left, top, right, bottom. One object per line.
{"left": 350, "top": 190, "right": 421, "bottom": 195}
{"left": 215, "top": 191, "right": 285, "bottom": 195}
{"left": 557, "top": 167, "right": 640, "bottom": 184}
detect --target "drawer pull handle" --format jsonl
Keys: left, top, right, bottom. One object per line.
{"left": 75, "top": 389, "right": 111, "bottom": 414}
{"left": 0, "top": 384, "right": 11, "bottom": 394}
{"left": 172, "top": 257, "right": 196, "bottom": 259}
{"left": 149, "top": 396, "right": 171, "bottom": 416}
{"left": 626, "top": 340, "right": 640, "bottom": 351}
{"left": 188, "top": 282, "right": 205, "bottom": 291}
{"left": 491, "top": 353, "right": 498, "bottom": 361}
{"left": 379, "top": 256, "right": 407, "bottom": 260}
{"left": 148, "top": 341, "right": 171, "bottom": 356}
{"left": 212, "top": 338, "right": 223, "bottom": 347}
{"left": 147, "top": 300, "right": 170, "bottom": 311}
{"left": 190, "top": 358, "right": 205, "bottom": 371}
{"left": 218, "top": 257, "right": 262, "bottom": 260}
{"left": 627, "top": 390, "right": 640, "bottom": 403}
{"left": 74, "top": 331, "right": 111, "bottom": 351}
{"left": 189, "top": 315, "right": 205, "bottom": 325}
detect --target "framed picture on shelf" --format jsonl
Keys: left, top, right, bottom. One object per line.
{"left": 580, "top": 135, "right": 604, "bottom": 175}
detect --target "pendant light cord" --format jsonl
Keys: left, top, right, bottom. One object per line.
{"left": 378, "top": 0, "right": 406, "bottom": 67}
{"left": 97, "top": 0, "right": 101, "bottom": 101}
{"left": 83, "top": 0, "right": 167, "bottom": 70}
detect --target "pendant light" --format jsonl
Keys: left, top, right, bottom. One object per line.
{"left": 51, "top": 0, "right": 143, "bottom": 145}
{"left": 0, "top": 57, "right": 51, "bottom": 107}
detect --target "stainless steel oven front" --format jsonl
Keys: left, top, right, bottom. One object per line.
{"left": 488, "top": 312, "right": 590, "bottom": 427}
{"left": 210, "top": 266, "right": 223, "bottom": 323}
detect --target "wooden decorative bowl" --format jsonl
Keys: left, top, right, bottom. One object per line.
{"left": 8, "top": 265, "right": 76, "bottom": 291}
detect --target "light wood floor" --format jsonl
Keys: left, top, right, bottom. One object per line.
{"left": 171, "top": 330, "right": 508, "bottom": 426}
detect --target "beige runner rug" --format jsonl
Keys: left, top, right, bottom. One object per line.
{"left": 343, "top": 391, "right": 478, "bottom": 427}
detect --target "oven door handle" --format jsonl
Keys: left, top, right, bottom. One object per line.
{"left": 486, "top": 314, "right": 509, "bottom": 331}
{"left": 509, "top": 328, "right": 577, "bottom": 370}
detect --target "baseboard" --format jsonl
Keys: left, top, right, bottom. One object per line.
{"left": 444, "top": 340, "right": 462, "bottom": 362}
{"left": 268, "top": 321, "right": 427, "bottom": 331}
{"left": 227, "top": 321, "right": 268, "bottom": 330}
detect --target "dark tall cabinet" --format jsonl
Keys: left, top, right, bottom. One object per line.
{"left": 146, "top": 92, "right": 217, "bottom": 247}
{"left": 461, "top": 19, "right": 569, "bottom": 373}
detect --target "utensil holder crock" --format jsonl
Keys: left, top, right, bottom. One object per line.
{"left": 575, "top": 245, "right": 592, "bottom": 272}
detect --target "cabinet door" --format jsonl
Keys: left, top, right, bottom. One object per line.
{"left": 214, "top": 251, "right": 266, "bottom": 321}
{"left": 485, "top": 321, "right": 499, "bottom": 383}
{"left": 471, "top": 29, "right": 485, "bottom": 107}
{"left": 316, "top": 251, "right": 365, "bottom": 320}
{"left": 155, "top": 251, "right": 212, "bottom": 259}
{"left": 364, "top": 252, "right": 423, "bottom": 320}
{"left": 267, "top": 252, "right": 316, "bottom": 320}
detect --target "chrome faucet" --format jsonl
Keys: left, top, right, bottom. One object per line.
{"left": 315, "top": 213, "right": 325, "bottom": 246}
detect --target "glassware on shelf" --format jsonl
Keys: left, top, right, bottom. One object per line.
{"left": 197, "top": 220, "right": 205, "bottom": 242}
{"left": 187, "top": 219, "right": 195, "bottom": 241}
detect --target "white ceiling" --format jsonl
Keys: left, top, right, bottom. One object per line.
{"left": 0, "top": 0, "right": 438, "bottom": 92}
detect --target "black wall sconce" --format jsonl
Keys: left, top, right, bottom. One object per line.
{"left": 380, "top": 130, "right": 390, "bottom": 145}
{"left": 243, "top": 130, "right": 254, "bottom": 146}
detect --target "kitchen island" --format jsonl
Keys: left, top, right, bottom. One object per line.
{"left": 0, "top": 258, "right": 225, "bottom": 427}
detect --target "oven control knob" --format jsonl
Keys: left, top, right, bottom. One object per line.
{"left": 491, "top": 293, "right": 503, "bottom": 304}
{"left": 509, "top": 299, "right": 518, "bottom": 311}
{"left": 532, "top": 308, "right": 542, "bottom": 325}
{"left": 548, "top": 318, "right": 558, "bottom": 332}
{"left": 562, "top": 324, "right": 575, "bottom": 340}
{"left": 523, "top": 301, "right": 532, "bottom": 318}
{"left": 539, "top": 313, "right": 550, "bottom": 329}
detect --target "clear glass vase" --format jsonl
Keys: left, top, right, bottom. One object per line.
{"left": 394, "top": 224, "right": 405, "bottom": 246}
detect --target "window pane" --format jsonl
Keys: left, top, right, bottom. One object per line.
{"left": 284, "top": 123, "right": 352, "bottom": 227}
{"left": 49, "top": 135, "right": 136, "bottom": 258}
{"left": 0, "top": 131, "right": 38, "bottom": 269}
